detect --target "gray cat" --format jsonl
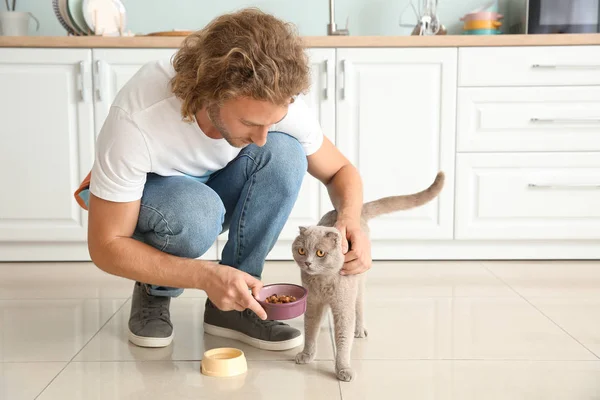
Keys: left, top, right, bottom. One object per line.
{"left": 292, "top": 171, "right": 445, "bottom": 382}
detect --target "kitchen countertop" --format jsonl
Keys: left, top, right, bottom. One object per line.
{"left": 0, "top": 34, "right": 599, "bottom": 48}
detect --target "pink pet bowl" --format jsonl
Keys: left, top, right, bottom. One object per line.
{"left": 460, "top": 11, "right": 503, "bottom": 22}
{"left": 257, "top": 283, "right": 308, "bottom": 320}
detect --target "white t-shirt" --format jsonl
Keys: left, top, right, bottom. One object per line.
{"left": 89, "top": 59, "right": 323, "bottom": 203}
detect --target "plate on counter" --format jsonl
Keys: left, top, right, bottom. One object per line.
{"left": 52, "top": 0, "right": 76, "bottom": 35}
{"left": 58, "top": 0, "right": 81, "bottom": 34}
{"left": 83, "top": 0, "right": 126, "bottom": 36}
{"left": 68, "top": 0, "right": 92, "bottom": 35}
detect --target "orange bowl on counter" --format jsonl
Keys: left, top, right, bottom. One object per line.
{"left": 463, "top": 20, "right": 502, "bottom": 30}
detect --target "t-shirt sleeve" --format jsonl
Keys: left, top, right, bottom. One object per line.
{"left": 269, "top": 95, "right": 324, "bottom": 156}
{"left": 89, "top": 106, "right": 151, "bottom": 203}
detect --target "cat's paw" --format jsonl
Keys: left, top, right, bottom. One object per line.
{"left": 355, "top": 327, "right": 368, "bottom": 338}
{"left": 336, "top": 367, "right": 355, "bottom": 382}
{"left": 295, "top": 351, "right": 315, "bottom": 365}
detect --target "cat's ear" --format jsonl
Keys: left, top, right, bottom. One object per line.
{"left": 326, "top": 231, "right": 339, "bottom": 243}
{"left": 299, "top": 226, "right": 308, "bottom": 234}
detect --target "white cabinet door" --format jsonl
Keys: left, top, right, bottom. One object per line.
{"left": 219, "top": 48, "right": 337, "bottom": 260}
{"left": 336, "top": 48, "right": 456, "bottom": 247}
{"left": 459, "top": 46, "right": 600, "bottom": 87}
{"left": 0, "top": 49, "right": 95, "bottom": 260}
{"left": 456, "top": 152, "right": 600, "bottom": 240}
{"left": 91, "top": 49, "right": 218, "bottom": 260}
{"left": 457, "top": 86, "right": 600, "bottom": 152}
{"left": 91, "top": 49, "right": 178, "bottom": 138}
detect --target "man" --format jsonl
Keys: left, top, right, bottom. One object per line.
{"left": 74, "top": 8, "right": 371, "bottom": 351}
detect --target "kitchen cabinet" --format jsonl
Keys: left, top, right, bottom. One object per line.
{"left": 336, "top": 48, "right": 456, "bottom": 248}
{"left": 451, "top": 44, "right": 600, "bottom": 259}
{"left": 459, "top": 46, "right": 600, "bottom": 87}
{"left": 0, "top": 49, "right": 95, "bottom": 260}
{"left": 457, "top": 86, "right": 600, "bottom": 152}
{"left": 456, "top": 152, "right": 600, "bottom": 240}
{"left": 2, "top": 43, "right": 600, "bottom": 261}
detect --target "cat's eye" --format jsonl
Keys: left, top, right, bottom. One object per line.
{"left": 316, "top": 250, "right": 325, "bottom": 257}
{"left": 298, "top": 248, "right": 306, "bottom": 255}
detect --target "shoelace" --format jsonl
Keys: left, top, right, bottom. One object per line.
{"left": 141, "top": 300, "right": 170, "bottom": 325}
{"left": 243, "top": 309, "right": 284, "bottom": 328}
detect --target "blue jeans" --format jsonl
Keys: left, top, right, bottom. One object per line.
{"left": 132, "top": 132, "right": 307, "bottom": 297}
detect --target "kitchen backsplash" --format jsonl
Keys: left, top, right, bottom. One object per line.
{"left": 12, "top": 0, "right": 511, "bottom": 37}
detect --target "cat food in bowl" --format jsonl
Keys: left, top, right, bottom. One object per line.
{"left": 257, "top": 283, "right": 307, "bottom": 320}
{"left": 266, "top": 294, "right": 297, "bottom": 304}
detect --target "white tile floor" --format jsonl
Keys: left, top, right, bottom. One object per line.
{"left": 2, "top": 261, "right": 600, "bottom": 399}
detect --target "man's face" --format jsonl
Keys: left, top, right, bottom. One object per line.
{"left": 206, "top": 97, "right": 290, "bottom": 148}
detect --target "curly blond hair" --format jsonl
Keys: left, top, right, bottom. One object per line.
{"left": 170, "top": 8, "right": 310, "bottom": 122}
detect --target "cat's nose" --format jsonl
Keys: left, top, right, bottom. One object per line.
{"left": 305, "top": 262, "right": 311, "bottom": 267}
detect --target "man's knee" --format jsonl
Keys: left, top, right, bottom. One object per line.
{"left": 170, "top": 189, "right": 224, "bottom": 258}
{"left": 262, "top": 131, "right": 308, "bottom": 196}
{"left": 137, "top": 177, "right": 225, "bottom": 259}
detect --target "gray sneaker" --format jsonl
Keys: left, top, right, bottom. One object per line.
{"left": 203, "top": 299, "right": 303, "bottom": 351}
{"left": 128, "top": 282, "right": 174, "bottom": 348}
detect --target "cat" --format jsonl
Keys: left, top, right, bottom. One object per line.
{"left": 292, "top": 171, "right": 445, "bottom": 382}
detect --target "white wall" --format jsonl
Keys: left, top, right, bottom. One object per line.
{"left": 13, "top": 0, "right": 511, "bottom": 37}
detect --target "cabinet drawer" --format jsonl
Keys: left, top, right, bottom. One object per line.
{"left": 456, "top": 153, "right": 600, "bottom": 239}
{"left": 459, "top": 46, "right": 600, "bottom": 87}
{"left": 457, "top": 86, "right": 600, "bottom": 152}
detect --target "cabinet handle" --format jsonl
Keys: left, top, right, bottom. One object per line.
{"left": 323, "top": 59, "right": 329, "bottom": 100}
{"left": 532, "top": 64, "right": 600, "bottom": 70}
{"left": 531, "top": 117, "right": 600, "bottom": 124}
{"left": 94, "top": 60, "right": 104, "bottom": 101}
{"left": 340, "top": 59, "right": 348, "bottom": 100}
{"left": 528, "top": 183, "right": 600, "bottom": 189}
{"left": 77, "top": 61, "right": 87, "bottom": 102}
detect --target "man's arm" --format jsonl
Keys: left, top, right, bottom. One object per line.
{"left": 87, "top": 193, "right": 209, "bottom": 290}
{"left": 87, "top": 193, "right": 267, "bottom": 318}
{"left": 307, "top": 137, "right": 371, "bottom": 275}
{"left": 307, "top": 137, "right": 362, "bottom": 222}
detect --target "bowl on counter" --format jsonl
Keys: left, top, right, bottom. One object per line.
{"left": 460, "top": 11, "right": 503, "bottom": 22}
{"left": 460, "top": 8, "right": 504, "bottom": 35}
{"left": 462, "top": 28, "right": 502, "bottom": 35}
{"left": 463, "top": 20, "right": 502, "bottom": 30}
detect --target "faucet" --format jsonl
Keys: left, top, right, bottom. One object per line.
{"left": 328, "top": 0, "right": 349, "bottom": 35}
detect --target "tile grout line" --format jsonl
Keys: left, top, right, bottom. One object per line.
{"left": 33, "top": 297, "right": 131, "bottom": 400}
{"left": 481, "top": 262, "right": 600, "bottom": 361}
{"left": 39, "top": 358, "right": 337, "bottom": 364}
{"left": 476, "top": 260, "right": 517, "bottom": 292}
{"left": 18, "top": 357, "right": 597, "bottom": 363}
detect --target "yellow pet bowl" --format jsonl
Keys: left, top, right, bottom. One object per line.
{"left": 463, "top": 20, "right": 502, "bottom": 30}
{"left": 201, "top": 348, "right": 247, "bottom": 377}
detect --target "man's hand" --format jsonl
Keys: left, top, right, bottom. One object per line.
{"left": 335, "top": 218, "right": 372, "bottom": 276}
{"left": 203, "top": 263, "right": 267, "bottom": 320}
{"left": 305, "top": 136, "right": 369, "bottom": 275}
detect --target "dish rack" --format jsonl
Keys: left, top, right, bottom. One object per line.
{"left": 52, "top": 0, "right": 132, "bottom": 36}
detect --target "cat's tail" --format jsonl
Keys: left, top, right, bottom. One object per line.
{"left": 361, "top": 171, "right": 445, "bottom": 220}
